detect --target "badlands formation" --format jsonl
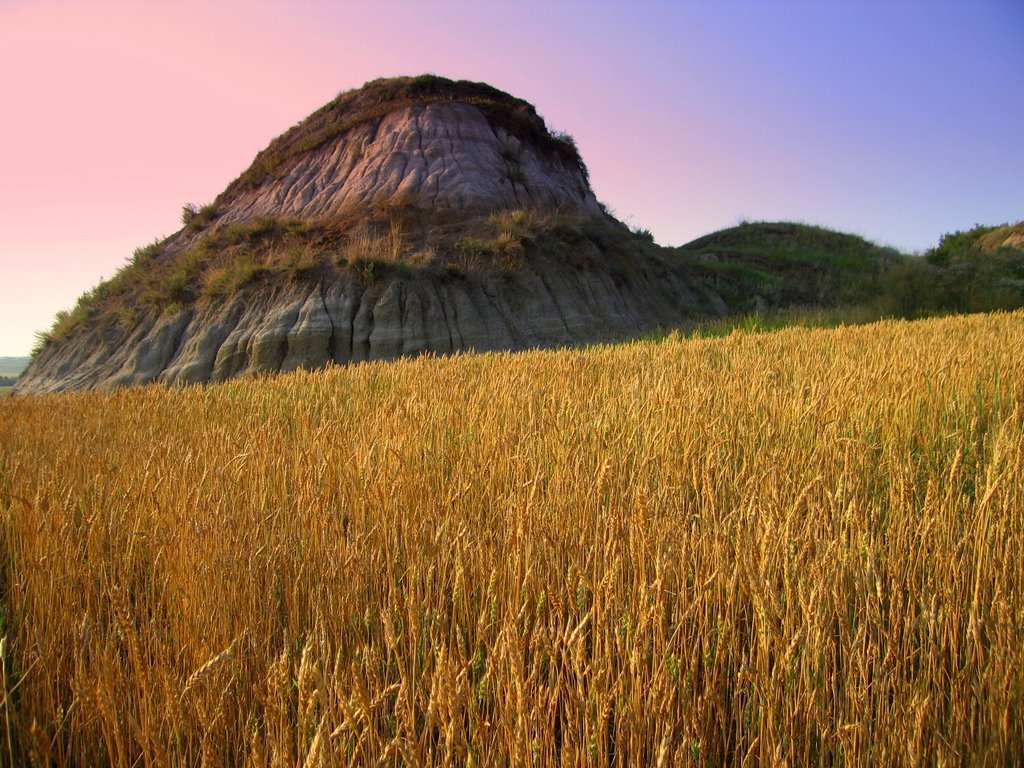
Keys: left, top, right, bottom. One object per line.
{"left": 19, "top": 76, "right": 727, "bottom": 393}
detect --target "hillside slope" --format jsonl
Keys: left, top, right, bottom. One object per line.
{"left": 22, "top": 215, "right": 725, "bottom": 391}
{"left": 0, "top": 357, "right": 29, "bottom": 378}
{"left": 677, "top": 221, "right": 900, "bottom": 310}
{"left": 19, "top": 76, "right": 725, "bottom": 393}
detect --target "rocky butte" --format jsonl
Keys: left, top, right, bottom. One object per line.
{"left": 20, "top": 75, "right": 732, "bottom": 393}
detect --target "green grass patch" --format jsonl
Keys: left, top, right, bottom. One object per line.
{"left": 698, "top": 259, "right": 782, "bottom": 291}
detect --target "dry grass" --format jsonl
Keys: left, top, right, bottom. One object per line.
{"left": 1, "top": 312, "right": 1022, "bottom": 766}
{"left": 340, "top": 223, "right": 407, "bottom": 267}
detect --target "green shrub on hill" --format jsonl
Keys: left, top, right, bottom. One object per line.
{"left": 678, "top": 221, "right": 899, "bottom": 309}
{"left": 882, "top": 224, "right": 1024, "bottom": 316}
{"left": 679, "top": 219, "right": 1024, "bottom": 321}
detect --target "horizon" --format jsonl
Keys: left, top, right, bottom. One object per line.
{"left": 1, "top": 1, "right": 1021, "bottom": 357}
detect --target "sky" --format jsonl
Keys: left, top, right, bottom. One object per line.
{"left": 0, "top": 0, "right": 1022, "bottom": 357}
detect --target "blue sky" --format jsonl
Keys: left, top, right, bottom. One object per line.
{"left": 0, "top": 0, "right": 1021, "bottom": 356}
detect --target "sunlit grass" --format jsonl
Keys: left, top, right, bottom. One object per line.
{"left": 1, "top": 311, "right": 1022, "bottom": 765}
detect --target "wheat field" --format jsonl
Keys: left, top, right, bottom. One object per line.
{"left": 0, "top": 312, "right": 1022, "bottom": 766}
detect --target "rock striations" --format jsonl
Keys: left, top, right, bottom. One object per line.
{"left": 19, "top": 76, "right": 726, "bottom": 393}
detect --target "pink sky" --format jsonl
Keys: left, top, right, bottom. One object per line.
{"left": 1, "top": 0, "right": 1022, "bottom": 357}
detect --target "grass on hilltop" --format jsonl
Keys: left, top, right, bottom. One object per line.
{"left": 2, "top": 311, "right": 1023, "bottom": 765}
{"left": 928, "top": 221, "right": 1024, "bottom": 260}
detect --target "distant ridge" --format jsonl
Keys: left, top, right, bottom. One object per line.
{"left": 0, "top": 356, "right": 29, "bottom": 378}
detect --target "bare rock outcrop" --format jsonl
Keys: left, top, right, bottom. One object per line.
{"left": 18, "top": 75, "right": 725, "bottom": 394}
{"left": 221, "top": 101, "right": 601, "bottom": 223}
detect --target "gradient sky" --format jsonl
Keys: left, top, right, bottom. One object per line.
{"left": 1, "top": 0, "right": 1022, "bottom": 357}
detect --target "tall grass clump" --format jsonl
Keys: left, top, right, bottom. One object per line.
{"left": 0, "top": 311, "right": 1022, "bottom": 765}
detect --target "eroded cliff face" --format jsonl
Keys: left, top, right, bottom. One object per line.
{"left": 219, "top": 102, "right": 601, "bottom": 223}
{"left": 18, "top": 248, "right": 724, "bottom": 393}
{"left": 18, "top": 76, "right": 723, "bottom": 394}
